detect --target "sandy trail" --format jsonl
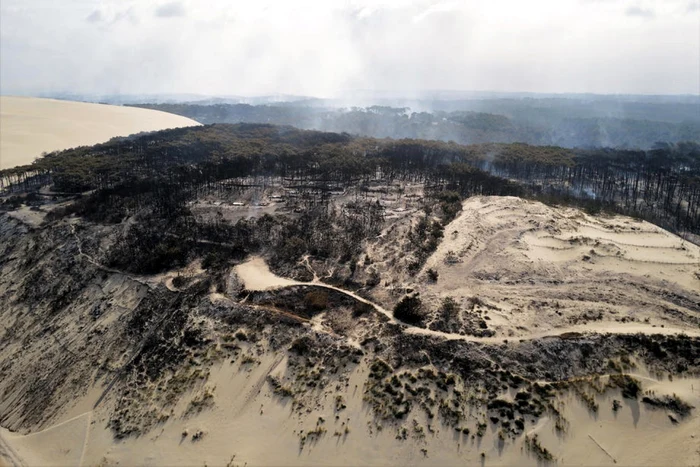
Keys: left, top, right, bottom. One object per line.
{"left": 233, "top": 256, "right": 700, "bottom": 342}
{"left": 0, "top": 412, "right": 91, "bottom": 467}
{"left": 0, "top": 96, "right": 200, "bottom": 169}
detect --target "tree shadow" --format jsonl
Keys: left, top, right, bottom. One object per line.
{"left": 625, "top": 397, "right": 641, "bottom": 427}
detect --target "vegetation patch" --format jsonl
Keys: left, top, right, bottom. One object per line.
{"left": 641, "top": 394, "right": 694, "bottom": 418}
{"left": 393, "top": 294, "right": 425, "bottom": 325}
{"left": 525, "top": 434, "right": 555, "bottom": 462}
{"left": 608, "top": 374, "right": 642, "bottom": 399}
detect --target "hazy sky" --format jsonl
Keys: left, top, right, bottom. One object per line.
{"left": 1, "top": 0, "right": 698, "bottom": 97}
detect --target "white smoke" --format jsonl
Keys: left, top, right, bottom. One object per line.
{"left": 1, "top": 0, "right": 697, "bottom": 98}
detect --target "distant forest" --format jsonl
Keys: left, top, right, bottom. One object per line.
{"left": 130, "top": 99, "right": 700, "bottom": 150}
{"left": 3, "top": 124, "right": 699, "bottom": 243}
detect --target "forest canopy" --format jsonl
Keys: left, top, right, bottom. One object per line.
{"left": 2, "top": 123, "right": 699, "bottom": 239}
{"left": 130, "top": 101, "right": 700, "bottom": 150}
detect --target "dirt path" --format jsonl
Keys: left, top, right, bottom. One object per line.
{"left": 234, "top": 256, "right": 700, "bottom": 343}
{"left": 405, "top": 322, "right": 700, "bottom": 343}
{"left": 0, "top": 411, "right": 93, "bottom": 467}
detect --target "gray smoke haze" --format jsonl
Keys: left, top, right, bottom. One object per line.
{"left": 1, "top": 0, "right": 698, "bottom": 98}
{"left": 625, "top": 5, "right": 656, "bottom": 17}
{"left": 155, "top": 1, "right": 186, "bottom": 18}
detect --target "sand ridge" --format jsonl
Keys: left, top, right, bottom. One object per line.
{"left": 0, "top": 96, "right": 200, "bottom": 169}
{"left": 412, "top": 196, "right": 700, "bottom": 338}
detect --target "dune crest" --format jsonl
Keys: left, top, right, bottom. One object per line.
{"left": 0, "top": 96, "right": 200, "bottom": 169}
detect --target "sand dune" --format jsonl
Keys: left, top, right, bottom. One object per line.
{"left": 0, "top": 412, "right": 90, "bottom": 466}
{"left": 0, "top": 96, "right": 200, "bottom": 169}
{"left": 1, "top": 196, "right": 698, "bottom": 466}
{"left": 1, "top": 359, "right": 697, "bottom": 466}
{"left": 414, "top": 196, "right": 700, "bottom": 337}
{"left": 235, "top": 256, "right": 700, "bottom": 342}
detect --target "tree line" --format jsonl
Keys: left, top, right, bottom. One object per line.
{"left": 2, "top": 123, "right": 698, "bottom": 240}
{"left": 130, "top": 102, "right": 700, "bottom": 150}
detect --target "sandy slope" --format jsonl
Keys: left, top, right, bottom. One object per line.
{"left": 235, "top": 257, "right": 300, "bottom": 290}
{"left": 0, "top": 413, "right": 90, "bottom": 466}
{"left": 1, "top": 196, "right": 698, "bottom": 466}
{"left": 0, "top": 96, "right": 200, "bottom": 169}
{"left": 1, "top": 358, "right": 697, "bottom": 466}
{"left": 415, "top": 196, "right": 700, "bottom": 338}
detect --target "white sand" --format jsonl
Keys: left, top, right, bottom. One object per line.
{"left": 2, "top": 358, "right": 697, "bottom": 466}
{"left": 415, "top": 196, "right": 700, "bottom": 337}
{"left": 0, "top": 96, "right": 200, "bottom": 169}
{"left": 235, "top": 257, "right": 300, "bottom": 290}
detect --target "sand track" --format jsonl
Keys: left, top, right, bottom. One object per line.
{"left": 0, "top": 412, "right": 91, "bottom": 467}
{"left": 0, "top": 430, "right": 25, "bottom": 467}
{"left": 233, "top": 256, "right": 700, "bottom": 343}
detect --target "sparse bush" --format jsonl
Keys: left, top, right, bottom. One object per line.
{"left": 1, "top": 195, "right": 23, "bottom": 210}
{"left": 234, "top": 329, "right": 249, "bottom": 341}
{"left": 290, "top": 336, "right": 312, "bottom": 355}
{"left": 365, "top": 270, "right": 381, "bottom": 287}
{"left": 642, "top": 394, "right": 694, "bottom": 417}
{"left": 525, "top": 434, "right": 555, "bottom": 461}
{"left": 369, "top": 358, "right": 393, "bottom": 379}
{"left": 352, "top": 301, "right": 374, "bottom": 317}
{"left": 304, "top": 290, "right": 329, "bottom": 312}
{"left": 393, "top": 294, "right": 425, "bottom": 325}
{"left": 241, "top": 354, "right": 258, "bottom": 364}
{"left": 574, "top": 387, "right": 599, "bottom": 413}
{"left": 434, "top": 190, "right": 462, "bottom": 223}
{"left": 268, "top": 376, "right": 294, "bottom": 398}
{"left": 202, "top": 251, "right": 229, "bottom": 270}
{"left": 465, "top": 296, "right": 485, "bottom": 310}
{"left": 185, "top": 388, "right": 215, "bottom": 416}
{"left": 609, "top": 374, "right": 641, "bottom": 399}
{"left": 172, "top": 275, "right": 187, "bottom": 288}
{"left": 441, "top": 297, "right": 459, "bottom": 315}
{"left": 280, "top": 236, "right": 307, "bottom": 262}
{"left": 426, "top": 268, "right": 439, "bottom": 282}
